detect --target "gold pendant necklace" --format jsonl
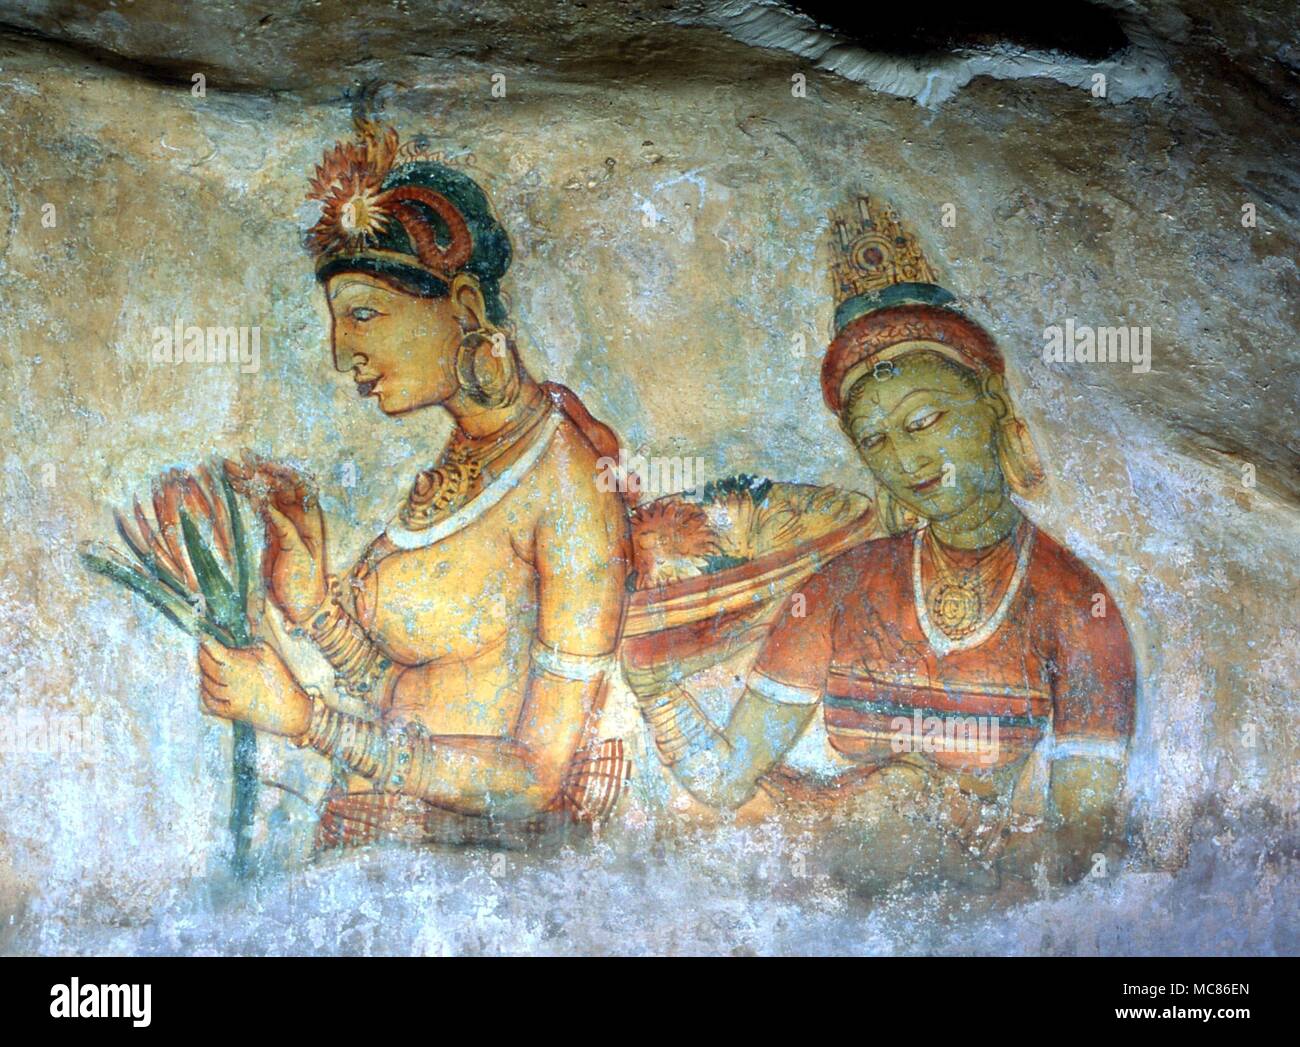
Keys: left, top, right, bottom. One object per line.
{"left": 399, "top": 397, "right": 549, "bottom": 531}
{"left": 923, "top": 522, "right": 1023, "bottom": 640}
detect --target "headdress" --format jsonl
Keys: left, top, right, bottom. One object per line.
{"left": 820, "top": 195, "right": 1003, "bottom": 415}
{"left": 306, "top": 119, "right": 512, "bottom": 321}
{"left": 306, "top": 119, "right": 631, "bottom": 503}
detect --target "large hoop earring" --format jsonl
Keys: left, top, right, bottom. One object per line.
{"left": 455, "top": 329, "right": 519, "bottom": 409}
{"left": 980, "top": 371, "right": 1045, "bottom": 498}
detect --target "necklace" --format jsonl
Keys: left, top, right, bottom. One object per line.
{"left": 399, "top": 396, "right": 550, "bottom": 531}
{"left": 912, "top": 520, "right": 1035, "bottom": 657}
{"left": 924, "top": 522, "right": 1020, "bottom": 638}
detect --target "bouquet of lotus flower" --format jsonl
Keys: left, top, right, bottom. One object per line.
{"left": 80, "top": 463, "right": 260, "bottom": 876}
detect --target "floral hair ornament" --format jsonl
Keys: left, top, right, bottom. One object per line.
{"left": 306, "top": 119, "right": 514, "bottom": 322}
{"left": 306, "top": 118, "right": 475, "bottom": 285}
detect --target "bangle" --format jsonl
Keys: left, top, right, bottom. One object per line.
{"left": 379, "top": 721, "right": 435, "bottom": 797}
{"left": 306, "top": 578, "right": 392, "bottom": 700}
{"left": 297, "top": 700, "right": 382, "bottom": 773}
{"left": 294, "top": 688, "right": 332, "bottom": 749}
{"left": 295, "top": 699, "right": 434, "bottom": 802}
{"left": 622, "top": 660, "right": 679, "bottom": 700}
{"left": 291, "top": 575, "right": 337, "bottom": 633}
{"left": 637, "top": 684, "right": 716, "bottom": 766}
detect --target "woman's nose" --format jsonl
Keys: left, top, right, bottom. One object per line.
{"left": 895, "top": 440, "right": 934, "bottom": 476}
{"left": 331, "top": 331, "right": 355, "bottom": 373}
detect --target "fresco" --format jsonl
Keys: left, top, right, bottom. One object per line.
{"left": 626, "top": 193, "right": 1134, "bottom": 896}
{"left": 0, "top": 5, "right": 1296, "bottom": 956}
{"left": 81, "top": 119, "right": 1135, "bottom": 895}
{"left": 89, "top": 119, "right": 635, "bottom": 860}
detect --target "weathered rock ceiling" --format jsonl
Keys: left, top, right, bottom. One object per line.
{"left": 0, "top": 1, "right": 1294, "bottom": 99}
{"left": 1, "top": 0, "right": 1297, "bottom": 500}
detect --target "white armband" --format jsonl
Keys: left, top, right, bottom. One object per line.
{"left": 530, "top": 640, "right": 615, "bottom": 683}
{"left": 749, "top": 669, "right": 823, "bottom": 707}
{"left": 1050, "top": 734, "right": 1128, "bottom": 763}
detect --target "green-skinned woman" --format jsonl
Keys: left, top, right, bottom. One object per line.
{"left": 629, "top": 197, "right": 1136, "bottom": 891}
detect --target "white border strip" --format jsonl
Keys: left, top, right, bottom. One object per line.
{"left": 1050, "top": 735, "right": 1128, "bottom": 763}
{"left": 531, "top": 640, "right": 615, "bottom": 683}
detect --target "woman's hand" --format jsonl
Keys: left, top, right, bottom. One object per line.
{"left": 198, "top": 641, "right": 313, "bottom": 738}
{"left": 225, "top": 455, "right": 327, "bottom": 624}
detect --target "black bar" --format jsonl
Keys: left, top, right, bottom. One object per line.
{"left": 1, "top": 956, "right": 1288, "bottom": 1034}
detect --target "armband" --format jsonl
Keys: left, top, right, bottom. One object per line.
{"left": 530, "top": 639, "right": 615, "bottom": 683}
{"left": 748, "top": 669, "right": 823, "bottom": 707}
{"left": 1049, "top": 734, "right": 1128, "bottom": 763}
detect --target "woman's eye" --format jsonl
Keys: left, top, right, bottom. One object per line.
{"left": 905, "top": 409, "right": 944, "bottom": 433}
{"left": 857, "top": 432, "right": 886, "bottom": 452}
{"left": 350, "top": 307, "right": 380, "bottom": 322}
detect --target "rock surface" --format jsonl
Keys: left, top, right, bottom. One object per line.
{"left": 0, "top": 1, "right": 1295, "bottom": 954}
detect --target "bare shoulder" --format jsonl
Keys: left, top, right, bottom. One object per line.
{"left": 546, "top": 413, "right": 611, "bottom": 478}
{"left": 528, "top": 415, "right": 628, "bottom": 538}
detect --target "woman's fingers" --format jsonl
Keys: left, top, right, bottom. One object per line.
{"left": 199, "top": 681, "right": 233, "bottom": 715}
{"left": 251, "top": 456, "right": 301, "bottom": 485}
{"left": 198, "top": 642, "right": 250, "bottom": 696}
{"left": 198, "top": 662, "right": 229, "bottom": 692}
{"left": 198, "top": 646, "right": 233, "bottom": 705}
{"left": 226, "top": 453, "right": 314, "bottom": 515}
{"left": 198, "top": 642, "right": 229, "bottom": 675}
{"left": 200, "top": 681, "right": 230, "bottom": 704}
{"left": 262, "top": 501, "right": 297, "bottom": 545}
{"left": 254, "top": 459, "right": 313, "bottom": 506}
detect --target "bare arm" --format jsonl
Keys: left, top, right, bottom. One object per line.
{"left": 298, "top": 667, "right": 613, "bottom": 819}
{"left": 630, "top": 567, "right": 835, "bottom": 810}
{"left": 635, "top": 676, "right": 819, "bottom": 809}
{"left": 303, "top": 449, "right": 630, "bottom": 818}
{"left": 996, "top": 750, "right": 1126, "bottom": 883}
{"left": 997, "top": 582, "right": 1135, "bottom": 882}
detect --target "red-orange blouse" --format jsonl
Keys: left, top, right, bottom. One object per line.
{"left": 752, "top": 524, "right": 1136, "bottom": 771}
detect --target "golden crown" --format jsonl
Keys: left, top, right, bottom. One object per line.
{"left": 828, "top": 195, "right": 940, "bottom": 310}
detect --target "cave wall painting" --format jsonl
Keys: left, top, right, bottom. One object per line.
{"left": 86, "top": 119, "right": 1137, "bottom": 898}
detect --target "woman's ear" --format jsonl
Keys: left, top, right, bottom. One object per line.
{"left": 449, "top": 272, "right": 488, "bottom": 331}
{"left": 980, "top": 372, "right": 1013, "bottom": 422}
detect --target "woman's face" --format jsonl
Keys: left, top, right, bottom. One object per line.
{"left": 841, "top": 350, "right": 1007, "bottom": 525}
{"left": 324, "top": 272, "right": 460, "bottom": 415}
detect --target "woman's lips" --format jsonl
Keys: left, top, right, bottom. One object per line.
{"left": 356, "top": 377, "right": 379, "bottom": 397}
{"left": 910, "top": 474, "right": 943, "bottom": 494}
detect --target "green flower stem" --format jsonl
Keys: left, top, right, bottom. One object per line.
{"left": 85, "top": 466, "right": 263, "bottom": 880}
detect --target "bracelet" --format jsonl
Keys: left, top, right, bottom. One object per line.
{"left": 382, "top": 721, "right": 437, "bottom": 797}
{"left": 636, "top": 684, "right": 718, "bottom": 766}
{"left": 296, "top": 696, "right": 437, "bottom": 799}
{"left": 294, "top": 689, "right": 332, "bottom": 749}
{"left": 306, "top": 577, "right": 392, "bottom": 701}
{"left": 622, "top": 660, "right": 680, "bottom": 698}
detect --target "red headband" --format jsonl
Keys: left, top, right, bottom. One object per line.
{"left": 820, "top": 304, "right": 1004, "bottom": 414}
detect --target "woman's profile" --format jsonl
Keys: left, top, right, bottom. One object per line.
{"left": 196, "top": 120, "right": 631, "bottom": 850}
